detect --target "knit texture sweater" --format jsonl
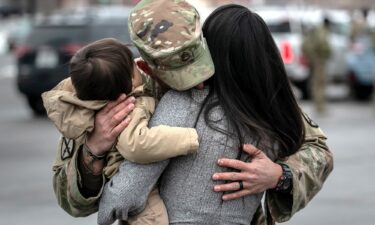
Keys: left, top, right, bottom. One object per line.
{"left": 98, "top": 88, "right": 277, "bottom": 225}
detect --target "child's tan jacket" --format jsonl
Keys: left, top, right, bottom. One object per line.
{"left": 42, "top": 78, "right": 199, "bottom": 177}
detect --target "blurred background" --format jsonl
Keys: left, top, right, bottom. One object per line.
{"left": 0, "top": 0, "right": 374, "bottom": 224}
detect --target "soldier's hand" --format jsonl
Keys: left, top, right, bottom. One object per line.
{"left": 86, "top": 94, "right": 135, "bottom": 156}
{"left": 212, "top": 144, "right": 283, "bottom": 201}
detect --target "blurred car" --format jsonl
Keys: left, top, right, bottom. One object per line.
{"left": 254, "top": 6, "right": 351, "bottom": 99}
{"left": 0, "top": 17, "right": 25, "bottom": 54}
{"left": 346, "top": 35, "right": 375, "bottom": 100}
{"left": 6, "top": 16, "right": 32, "bottom": 52}
{"left": 0, "top": 31, "right": 7, "bottom": 55}
{"left": 15, "top": 6, "right": 137, "bottom": 115}
{"left": 0, "top": 5, "right": 22, "bottom": 18}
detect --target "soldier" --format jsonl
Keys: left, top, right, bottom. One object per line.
{"left": 350, "top": 8, "right": 371, "bottom": 42}
{"left": 302, "top": 17, "right": 332, "bottom": 114}
{"left": 52, "top": 1, "right": 333, "bottom": 225}
{"left": 348, "top": 8, "right": 375, "bottom": 102}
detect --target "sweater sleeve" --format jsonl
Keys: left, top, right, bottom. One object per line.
{"left": 116, "top": 96, "right": 199, "bottom": 164}
{"left": 98, "top": 160, "right": 169, "bottom": 225}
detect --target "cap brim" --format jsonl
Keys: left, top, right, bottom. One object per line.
{"left": 153, "top": 40, "right": 215, "bottom": 91}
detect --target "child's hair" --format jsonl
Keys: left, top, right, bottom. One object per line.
{"left": 69, "top": 38, "right": 134, "bottom": 101}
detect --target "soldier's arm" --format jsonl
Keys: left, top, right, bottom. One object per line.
{"left": 265, "top": 114, "right": 334, "bottom": 223}
{"left": 53, "top": 137, "right": 105, "bottom": 217}
{"left": 53, "top": 93, "right": 135, "bottom": 217}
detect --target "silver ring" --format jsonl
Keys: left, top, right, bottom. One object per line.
{"left": 238, "top": 181, "right": 244, "bottom": 190}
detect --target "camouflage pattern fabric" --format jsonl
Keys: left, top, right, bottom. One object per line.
{"left": 128, "top": 0, "right": 215, "bottom": 91}
{"left": 301, "top": 25, "right": 331, "bottom": 113}
{"left": 301, "top": 26, "right": 331, "bottom": 64}
{"left": 52, "top": 135, "right": 103, "bottom": 217}
{"left": 265, "top": 114, "right": 334, "bottom": 224}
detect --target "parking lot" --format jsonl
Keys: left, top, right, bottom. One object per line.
{"left": 1, "top": 2, "right": 375, "bottom": 224}
{"left": 0, "top": 50, "right": 375, "bottom": 224}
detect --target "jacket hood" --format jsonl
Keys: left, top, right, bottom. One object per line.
{"left": 41, "top": 78, "right": 107, "bottom": 139}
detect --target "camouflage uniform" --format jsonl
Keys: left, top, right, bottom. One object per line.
{"left": 302, "top": 25, "right": 331, "bottom": 114}
{"left": 128, "top": 0, "right": 215, "bottom": 91}
{"left": 52, "top": 0, "right": 333, "bottom": 224}
{"left": 350, "top": 18, "right": 372, "bottom": 43}
{"left": 263, "top": 114, "right": 333, "bottom": 225}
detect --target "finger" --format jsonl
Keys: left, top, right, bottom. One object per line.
{"left": 109, "top": 102, "right": 135, "bottom": 127}
{"left": 222, "top": 189, "right": 252, "bottom": 201}
{"left": 102, "top": 94, "right": 127, "bottom": 114}
{"left": 213, "top": 181, "right": 250, "bottom": 192}
{"left": 217, "top": 158, "right": 249, "bottom": 171}
{"left": 243, "top": 144, "right": 263, "bottom": 157}
{"left": 124, "top": 95, "right": 136, "bottom": 105}
{"left": 212, "top": 172, "right": 249, "bottom": 181}
{"left": 109, "top": 96, "right": 136, "bottom": 118}
{"left": 111, "top": 116, "right": 132, "bottom": 137}
{"left": 102, "top": 96, "right": 136, "bottom": 121}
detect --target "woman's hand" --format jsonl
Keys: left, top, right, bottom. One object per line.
{"left": 86, "top": 94, "right": 136, "bottom": 156}
{"left": 212, "top": 144, "right": 283, "bottom": 201}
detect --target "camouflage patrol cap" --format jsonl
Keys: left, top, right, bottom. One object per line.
{"left": 128, "top": 0, "right": 215, "bottom": 91}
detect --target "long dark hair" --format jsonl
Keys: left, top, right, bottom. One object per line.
{"left": 201, "top": 4, "right": 305, "bottom": 158}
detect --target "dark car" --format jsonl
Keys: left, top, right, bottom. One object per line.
{"left": 0, "top": 5, "right": 22, "bottom": 18}
{"left": 16, "top": 6, "right": 137, "bottom": 115}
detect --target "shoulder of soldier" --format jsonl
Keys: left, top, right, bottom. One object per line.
{"left": 302, "top": 113, "right": 327, "bottom": 140}
{"left": 56, "top": 136, "right": 85, "bottom": 164}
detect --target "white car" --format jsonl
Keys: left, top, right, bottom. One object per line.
{"left": 0, "top": 31, "right": 7, "bottom": 55}
{"left": 254, "top": 6, "right": 351, "bottom": 99}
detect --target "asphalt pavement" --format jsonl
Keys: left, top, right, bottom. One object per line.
{"left": 0, "top": 53, "right": 374, "bottom": 225}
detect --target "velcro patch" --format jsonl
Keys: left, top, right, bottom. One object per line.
{"left": 61, "top": 137, "right": 75, "bottom": 160}
{"left": 303, "top": 113, "right": 319, "bottom": 128}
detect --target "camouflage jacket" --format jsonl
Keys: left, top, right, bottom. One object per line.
{"left": 253, "top": 114, "right": 333, "bottom": 225}
{"left": 301, "top": 26, "right": 331, "bottom": 64}
{"left": 52, "top": 113, "right": 333, "bottom": 224}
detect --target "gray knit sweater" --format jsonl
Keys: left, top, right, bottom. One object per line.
{"left": 98, "top": 88, "right": 277, "bottom": 225}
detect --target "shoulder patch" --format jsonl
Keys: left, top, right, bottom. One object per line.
{"left": 61, "top": 137, "right": 75, "bottom": 160}
{"left": 303, "top": 113, "right": 319, "bottom": 128}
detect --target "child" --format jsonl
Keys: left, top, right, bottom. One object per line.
{"left": 42, "top": 38, "right": 199, "bottom": 224}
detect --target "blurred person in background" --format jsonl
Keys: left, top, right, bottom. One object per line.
{"left": 302, "top": 17, "right": 332, "bottom": 115}
{"left": 51, "top": 1, "right": 333, "bottom": 225}
{"left": 350, "top": 8, "right": 373, "bottom": 43}
{"left": 347, "top": 8, "right": 375, "bottom": 101}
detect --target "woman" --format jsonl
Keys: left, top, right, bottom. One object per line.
{"left": 52, "top": 3, "right": 333, "bottom": 225}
